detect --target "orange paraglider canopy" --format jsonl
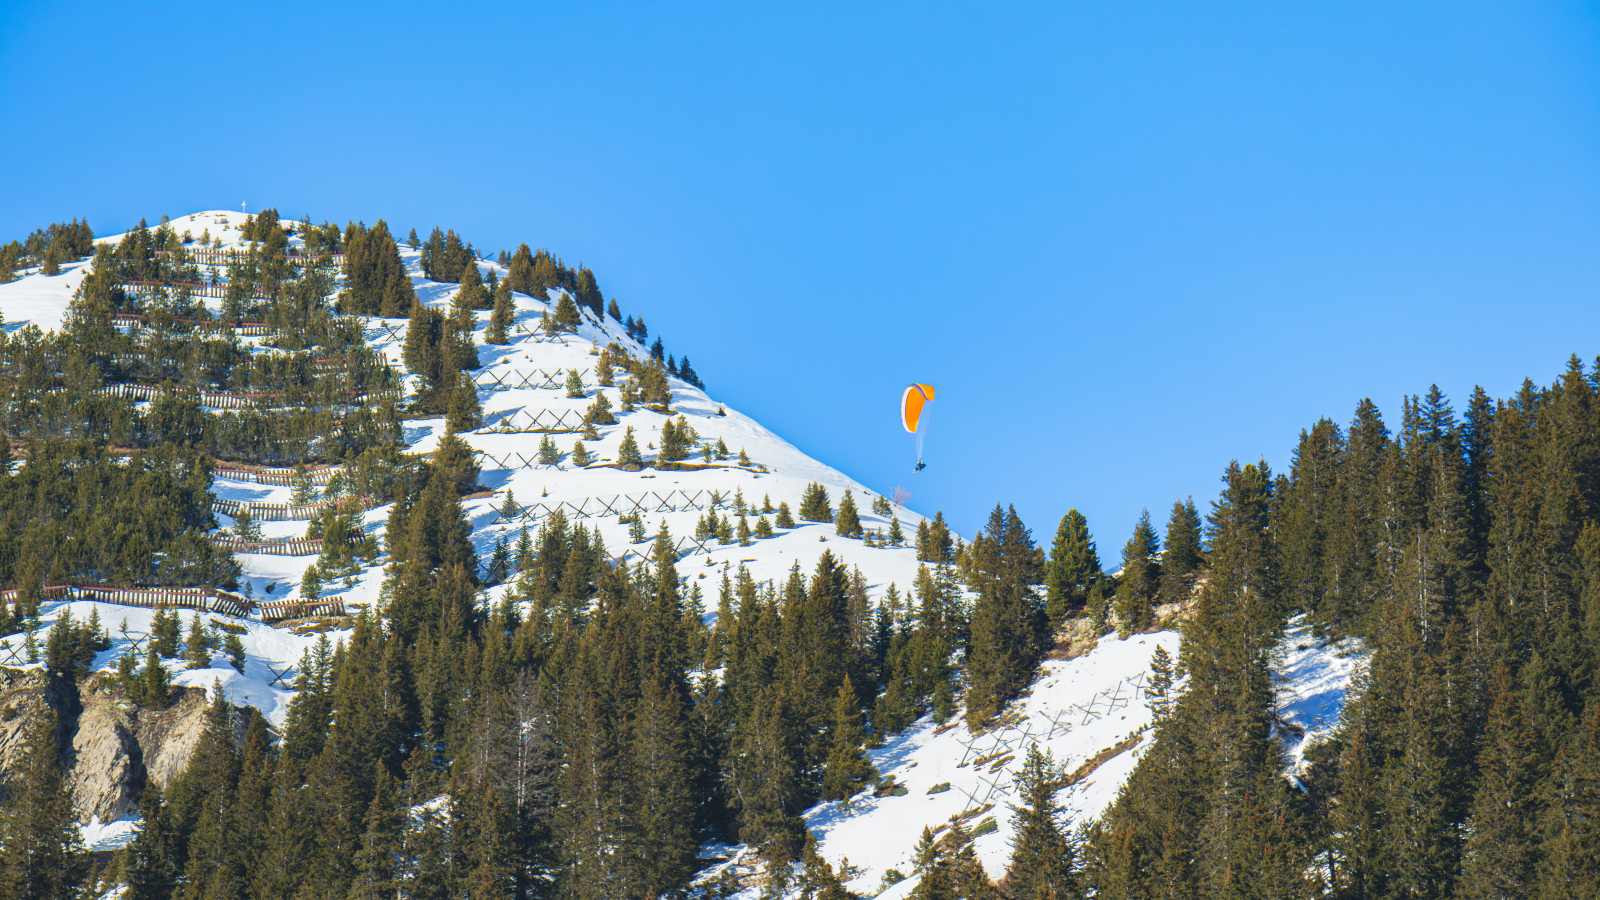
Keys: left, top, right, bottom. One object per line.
{"left": 902, "top": 383, "right": 935, "bottom": 434}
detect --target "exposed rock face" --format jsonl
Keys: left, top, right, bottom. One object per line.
{"left": 62, "top": 686, "right": 143, "bottom": 823}
{"left": 0, "top": 670, "right": 72, "bottom": 789}
{"left": 0, "top": 669, "right": 230, "bottom": 824}
{"left": 129, "top": 687, "right": 214, "bottom": 797}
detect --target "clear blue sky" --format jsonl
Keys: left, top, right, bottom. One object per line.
{"left": 4, "top": 1, "right": 1599, "bottom": 555}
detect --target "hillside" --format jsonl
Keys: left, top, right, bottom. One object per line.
{"left": 0, "top": 210, "right": 1229, "bottom": 899}
{"left": 0, "top": 210, "right": 1416, "bottom": 900}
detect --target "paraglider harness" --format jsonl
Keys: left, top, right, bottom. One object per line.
{"left": 913, "top": 461, "right": 926, "bottom": 473}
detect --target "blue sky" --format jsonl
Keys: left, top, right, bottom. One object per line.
{"left": 3, "top": 1, "right": 1598, "bottom": 556}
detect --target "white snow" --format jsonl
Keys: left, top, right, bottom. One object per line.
{"left": 1, "top": 212, "right": 1357, "bottom": 885}
{"left": 701, "top": 631, "right": 1181, "bottom": 898}
{"left": 80, "top": 815, "right": 139, "bottom": 853}
{"left": 1271, "top": 613, "right": 1366, "bottom": 786}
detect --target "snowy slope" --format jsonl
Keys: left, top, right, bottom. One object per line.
{"left": 1, "top": 209, "right": 930, "bottom": 699}
{"left": 0, "top": 211, "right": 940, "bottom": 852}
{"left": 0, "top": 212, "right": 1364, "bottom": 886}
{"left": 1272, "top": 613, "right": 1366, "bottom": 786}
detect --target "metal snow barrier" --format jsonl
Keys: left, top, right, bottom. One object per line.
{"left": 472, "top": 369, "right": 565, "bottom": 392}
{"left": 952, "top": 670, "right": 1151, "bottom": 808}
{"left": 488, "top": 490, "right": 720, "bottom": 526}
{"left": 475, "top": 408, "right": 584, "bottom": 434}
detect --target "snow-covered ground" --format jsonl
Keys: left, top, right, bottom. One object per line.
{"left": 2, "top": 212, "right": 1366, "bottom": 881}
{"left": 1, "top": 211, "right": 939, "bottom": 855}
{"left": 1271, "top": 613, "right": 1366, "bottom": 786}
{"left": 699, "top": 631, "right": 1180, "bottom": 899}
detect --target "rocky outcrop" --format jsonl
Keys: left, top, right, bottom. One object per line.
{"left": 129, "top": 687, "right": 215, "bottom": 795}
{"left": 62, "top": 684, "right": 143, "bottom": 824}
{"left": 0, "top": 668, "right": 231, "bottom": 824}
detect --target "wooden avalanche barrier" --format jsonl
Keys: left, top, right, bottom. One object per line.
{"left": 257, "top": 598, "right": 345, "bottom": 622}
{"left": 0, "top": 584, "right": 251, "bottom": 618}
{"left": 213, "top": 463, "right": 345, "bottom": 486}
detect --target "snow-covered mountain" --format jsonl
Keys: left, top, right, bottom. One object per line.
{"left": 0, "top": 211, "right": 1363, "bottom": 896}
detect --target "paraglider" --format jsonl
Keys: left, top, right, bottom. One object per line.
{"left": 902, "top": 383, "right": 935, "bottom": 471}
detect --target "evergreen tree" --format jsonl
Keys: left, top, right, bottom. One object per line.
{"left": 835, "top": 490, "right": 863, "bottom": 538}
{"left": 1159, "top": 497, "right": 1203, "bottom": 606}
{"left": 821, "top": 677, "right": 879, "bottom": 801}
{"left": 1113, "top": 510, "right": 1160, "bottom": 638}
{"left": 486, "top": 280, "right": 514, "bottom": 345}
{"left": 0, "top": 714, "right": 85, "bottom": 899}
{"left": 965, "top": 505, "right": 1047, "bottom": 727}
{"left": 618, "top": 426, "right": 643, "bottom": 467}
{"left": 1005, "top": 743, "right": 1076, "bottom": 900}
{"left": 799, "top": 482, "right": 834, "bottom": 523}
{"left": 1045, "top": 509, "right": 1100, "bottom": 619}
{"left": 183, "top": 613, "right": 213, "bottom": 669}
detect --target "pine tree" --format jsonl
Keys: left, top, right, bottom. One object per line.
{"left": 486, "top": 280, "right": 514, "bottom": 345}
{"left": 538, "top": 434, "right": 560, "bottom": 466}
{"left": 821, "top": 677, "right": 879, "bottom": 801}
{"left": 1113, "top": 510, "right": 1160, "bottom": 638}
{"left": 584, "top": 391, "right": 616, "bottom": 426}
{"left": 1045, "top": 509, "right": 1101, "bottom": 619}
{"left": 123, "top": 785, "right": 178, "bottom": 900}
{"left": 564, "top": 367, "right": 585, "bottom": 398}
{"left": 183, "top": 613, "right": 213, "bottom": 669}
{"left": 143, "top": 644, "right": 171, "bottom": 708}
{"left": 1159, "top": 497, "right": 1203, "bottom": 605}
{"left": 0, "top": 714, "right": 85, "bottom": 899}
{"left": 1005, "top": 743, "right": 1076, "bottom": 900}
{"left": 799, "top": 482, "right": 834, "bottom": 523}
{"left": 1147, "top": 644, "right": 1175, "bottom": 726}
{"left": 777, "top": 502, "right": 796, "bottom": 529}
{"left": 835, "top": 490, "right": 863, "bottom": 538}
{"left": 1458, "top": 667, "right": 1540, "bottom": 900}
{"left": 553, "top": 291, "right": 581, "bottom": 331}
{"left": 965, "top": 505, "right": 1048, "bottom": 727}
{"left": 618, "top": 426, "right": 643, "bottom": 467}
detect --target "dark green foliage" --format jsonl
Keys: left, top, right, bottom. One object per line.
{"left": 799, "top": 482, "right": 834, "bottom": 523}
{"left": 659, "top": 414, "right": 694, "bottom": 463}
{"left": 821, "top": 677, "right": 879, "bottom": 801}
{"left": 0, "top": 713, "right": 86, "bottom": 899}
{"left": 618, "top": 426, "right": 643, "bottom": 467}
{"left": 1113, "top": 509, "right": 1160, "bottom": 637}
{"left": 486, "top": 279, "right": 514, "bottom": 344}
{"left": 1158, "top": 497, "right": 1203, "bottom": 605}
{"left": 403, "top": 304, "right": 478, "bottom": 413}
{"left": 1005, "top": 743, "right": 1078, "bottom": 900}
{"left": 1045, "top": 509, "right": 1100, "bottom": 619}
{"left": 584, "top": 391, "right": 616, "bottom": 426}
{"left": 0, "top": 443, "right": 234, "bottom": 589}
{"left": 964, "top": 504, "right": 1047, "bottom": 727}
{"left": 340, "top": 220, "right": 416, "bottom": 317}
{"left": 419, "top": 227, "right": 476, "bottom": 283}
{"left": 835, "top": 490, "right": 863, "bottom": 538}
{"left": 43, "top": 606, "right": 108, "bottom": 677}
{"left": 574, "top": 265, "right": 604, "bottom": 318}
{"left": 916, "top": 512, "right": 955, "bottom": 564}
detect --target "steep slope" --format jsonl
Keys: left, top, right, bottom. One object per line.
{"left": 0, "top": 211, "right": 936, "bottom": 849}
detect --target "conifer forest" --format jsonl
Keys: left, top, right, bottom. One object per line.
{"left": 1, "top": 209, "right": 1598, "bottom": 900}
